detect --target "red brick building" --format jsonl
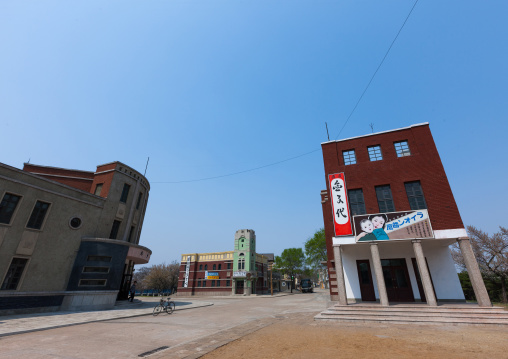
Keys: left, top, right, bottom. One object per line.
{"left": 320, "top": 123, "right": 491, "bottom": 306}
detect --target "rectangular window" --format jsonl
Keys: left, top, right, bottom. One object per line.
{"left": 216, "top": 280, "right": 220, "bottom": 287}
{"left": 127, "top": 226, "right": 135, "bottom": 242}
{"left": 87, "top": 255, "right": 112, "bottom": 262}
{"left": 368, "top": 145, "right": 383, "bottom": 161}
{"left": 218, "top": 264, "right": 221, "bottom": 270}
{"left": 79, "top": 279, "right": 107, "bottom": 286}
{"left": 211, "top": 280, "right": 215, "bottom": 287}
{"left": 405, "top": 181, "right": 427, "bottom": 210}
{"left": 120, "top": 183, "right": 131, "bottom": 203}
{"left": 136, "top": 192, "right": 143, "bottom": 210}
{"left": 26, "top": 201, "right": 50, "bottom": 229}
{"left": 227, "top": 263, "right": 231, "bottom": 270}
{"left": 197, "top": 280, "right": 201, "bottom": 287}
{"left": 0, "top": 193, "right": 21, "bottom": 224}
{"left": 82, "top": 266, "right": 110, "bottom": 273}
{"left": 226, "top": 280, "right": 230, "bottom": 287}
{"left": 1, "top": 258, "right": 28, "bottom": 290}
{"left": 94, "top": 183, "right": 103, "bottom": 196}
{"left": 342, "top": 150, "right": 357, "bottom": 165}
{"left": 348, "top": 189, "right": 366, "bottom": 216}
{"left": 202, "top": 280, "right": 206, "bottom": 287}
{"left": 394, "top": 141, "right": 411, "bottom": 157}
{"left": 109, "top": 220, "right": 121, "bottom": 239}
{"left": 375, "top": 185, "right": 395, "bottom": 213}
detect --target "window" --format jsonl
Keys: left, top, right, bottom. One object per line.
{"left": 211, "top": 280, "right": 215, "bottom": 287}
{"left": 120, "top": 183, "right": 131, "bottom": 203}
{"left": 348, "top": 189, "right": 366, "bottom": 216}
{"left": 216, "top": 280, "right": 220, "bottom": 287}
{"left": 26, "top": 201, "right": 50, "bottom": 229}
{"left": 69, "top": 217, "right": 82, "bottom": 229}
{"left": 405, "top": 181, "right": 427, "bottom": 210}
{"left": 0, "top": 193, "right": 21, "bottom": 224}
{"left": 136, "top": 192, "right": 143, "bottom": 210}
{"left": 199, "top": 264, "right": 203, "bottom": 270}
{"left": 82, "top": 267, "right": 110, "bottom": 273}
{"left": 368, "top": 145, "right": 383, "bottom": 161}
{"left": 197, "top": 280, "right": 201, "bottom": 287}
{"left": 375, "top": 185, "right": 395, "bottom": 213}
{"left": 218, "top": 264, "right": 222, "bottom": 270}
{"left": 213, "top": 264, "right": 216, "bottom": 270}
{"left": 227, "top": 263, "right": 231, "bottom": 270}
{"left": 109, "top": 220, "right": 121, "bottom": 239}
{"left": 226, "top": 280, "right": 230, "bottom": 287}
{"left": 342, "top": 150, "right": 357, "bottom": 165}
{"left": 1, "top": 258, "right": 28, "bottom": 290}
{"left": 202, "top": 280, "right": 206, "bottom": 287}
{"left": 204, "top": 264, "right": 208, "bottom": 271}
{"left": 79, "top": 279, "right": 107, "bottom": 286}
{"left": 87, "top": 255, "right": 112, "bottom": 262}
{"left": 394, "top": 141, "right": 411, "bottom": 157}
{"left": 127, "top": 226, "right": 135, "bottom": 242}
{"left": 94, "top": 183, "right": 103, "bottom": 196}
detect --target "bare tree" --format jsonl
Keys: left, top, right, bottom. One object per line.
{"left": 143, "top": 261, "right": 180, "bottom": 295}
{"left": 132, "top": 266, "right": 151, "bottom": 292}
{"left": 452, "top": 226, "right": 508, "bottom": 303}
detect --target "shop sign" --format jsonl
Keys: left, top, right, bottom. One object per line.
{"left": 329, "top": 173, "right": 353, "bottom": 236}
{"left": 206, "top": 271, "right": 219, "bottom": 279}
{"left": 233, "top": 271, "right": 247, "bottom": 277}
{"left": 183, "top": 256, "right": 191, "bottom": 288}
{"left": 353, "top": 209, "right": 434, "bottom": 242}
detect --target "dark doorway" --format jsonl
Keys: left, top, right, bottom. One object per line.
{"left": 381, "top": 259, "right": 414, "bottom": 302}
{"left": 236, "top": 280, "right": 244, "bottom": 294}
{"left": 356, "top": 260, "right": 376, "bottom": 301}
{"left": 411, "top": 258, "right": 437, "bottom": 303}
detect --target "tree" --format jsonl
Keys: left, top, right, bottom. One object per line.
{"left": 132, "top": 266, "right": 151, "bottom": 292}
{"left": 304, "top": 228, "right": 327, "bottom": 269}
{"left": 274, "top": 248, "right": 305, "bottom": 293}
{"left": 143, "top": 261, "right": 180, "bottom": 295}
{"left": 451, "top": 226, "right": 508, "bottom": 303}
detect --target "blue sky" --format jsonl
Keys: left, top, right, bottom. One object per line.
{"left": 1, "top": 0, "right": 507, "bottom": 266}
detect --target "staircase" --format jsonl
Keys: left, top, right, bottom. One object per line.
{"left": 315, "top": 303, "right": 508, "bottom": 326}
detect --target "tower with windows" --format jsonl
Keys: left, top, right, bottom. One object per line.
{"left": 232, "top": 229, "right": 256, "bottom": 295}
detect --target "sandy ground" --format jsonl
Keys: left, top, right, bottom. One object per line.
{"left": 202, "top": 312, "right": 508, "bottom": 359}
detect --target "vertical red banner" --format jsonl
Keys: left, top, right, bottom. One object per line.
{"left": 329, "top": 173, "right": 353, "bottom": 236}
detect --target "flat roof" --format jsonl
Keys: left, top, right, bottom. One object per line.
{"left": 321, "top": 122, "right": 429, "bottom": 145}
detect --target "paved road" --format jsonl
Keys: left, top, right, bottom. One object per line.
{"left": 0, "top": 289, "right": 330, "bottom": 359}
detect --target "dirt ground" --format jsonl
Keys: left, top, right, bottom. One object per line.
{"left": 202, "top": 312, "right": 508, "bottom": 359}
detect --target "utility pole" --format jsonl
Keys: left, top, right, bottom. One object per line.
{"left": 270, "top": 264, "right": 273, "bottom": 296}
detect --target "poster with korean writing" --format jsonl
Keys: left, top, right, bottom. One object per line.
{"left": 328, "top": 173, "right": 353, "bottom": 236}
{"left": 352, "top": 209, "right": 433, "bottom": 242}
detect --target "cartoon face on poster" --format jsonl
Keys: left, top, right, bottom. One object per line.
{"left": 353, "top": 209, "right": 434, "bottom": 242}
{"left": 328, "top": 173, "right": 353, "bottom": 236}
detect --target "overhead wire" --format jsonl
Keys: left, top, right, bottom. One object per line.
{"left": 153, "top": 0, "right": 419, "bottom": 184}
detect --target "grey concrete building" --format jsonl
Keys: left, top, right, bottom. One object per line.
{"left": 0, "top": 161, "right": 152, "bottom": 314}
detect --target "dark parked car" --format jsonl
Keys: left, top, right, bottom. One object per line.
{"left": 301, "top": 279, "right": 313, "bottom": 293}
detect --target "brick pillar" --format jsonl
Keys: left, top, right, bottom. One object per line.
{"left": 412, "top": 240, "right": 437, "bottom": 306}
{"left": 332, "top": 244, "right": 348, "bottom": 305}
{"left": 370, "top": 243, "right": 389, "bottom": 306}
{"left": 458, "top": 239, "right": 492, "bottom": 307}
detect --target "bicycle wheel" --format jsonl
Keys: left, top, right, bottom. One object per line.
{"left": 153, "top": 305, "right": 163, "bottom": 316}
{"left": 169, "top": 301, "right": 176, "bottom": 312}
{"left": 165, "top": 303, "right": 174, "bottom": 314}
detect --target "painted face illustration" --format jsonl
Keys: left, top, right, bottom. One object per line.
{"left": 371, "top": 216, "right": 385, "bottom": 229}
{"left": 361, "top": 220, "right": 374, "bottom": 233}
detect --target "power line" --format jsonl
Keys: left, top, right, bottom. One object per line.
{"left": 154, "top": 0, "right": 419, "bottom": 184}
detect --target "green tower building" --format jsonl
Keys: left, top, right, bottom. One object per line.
{"left": 232, "top": 229, "right": 256, "bottom": 295}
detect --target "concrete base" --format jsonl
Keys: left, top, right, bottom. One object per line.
{"left": 60, "top": 291, "right": 118, "bottom": 311}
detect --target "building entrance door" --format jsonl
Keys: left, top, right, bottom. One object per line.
{"left": 381, "top": 259, "right": 414, "bottom": 302}
{"left": 356, "top": 260, "right": 376, "bottom": 301}
{"left": 236, "top": 280, "right": 244, "bottom": 294}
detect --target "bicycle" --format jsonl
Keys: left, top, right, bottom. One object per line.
{"left": 153, "top": 297, "right": 175, "bottom": 315}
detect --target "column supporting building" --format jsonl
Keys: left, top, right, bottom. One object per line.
{"left": 412, "top": 240, "right": 437, "bottom": 306}
{"left": 457, "top": 238, "right": 492, "bottom": 307}
{"left": 332, "top": 244, "right": 347, "bottom": 305}
{"left": 370, "top": 243, "right": 389, "bottom": 306}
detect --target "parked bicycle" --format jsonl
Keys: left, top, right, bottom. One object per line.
{"left": 153, "top": 297, "right": 176, "bottom": 315}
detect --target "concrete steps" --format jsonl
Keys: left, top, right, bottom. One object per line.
{"left": 315, "top": 304, "right": 508, "bottom": 326}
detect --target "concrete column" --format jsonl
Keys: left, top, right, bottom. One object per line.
{"left": 370, "top": 243, "right": 389, "bottom": 306}
{"left": 458, "top": 239, "right": 492, "bottom": 307}
{"left": 332, "top": 245, "right": 348, "bottom": 305}
{"left": 412, "top": 240, "right": 437, "bottom": 306}
{"left": 232, "top": 280, "right": 236, "bottom": 295}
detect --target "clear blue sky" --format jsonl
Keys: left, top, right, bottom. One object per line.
{"left": 1, "top": 1, "right": 507, "bottom": 266}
